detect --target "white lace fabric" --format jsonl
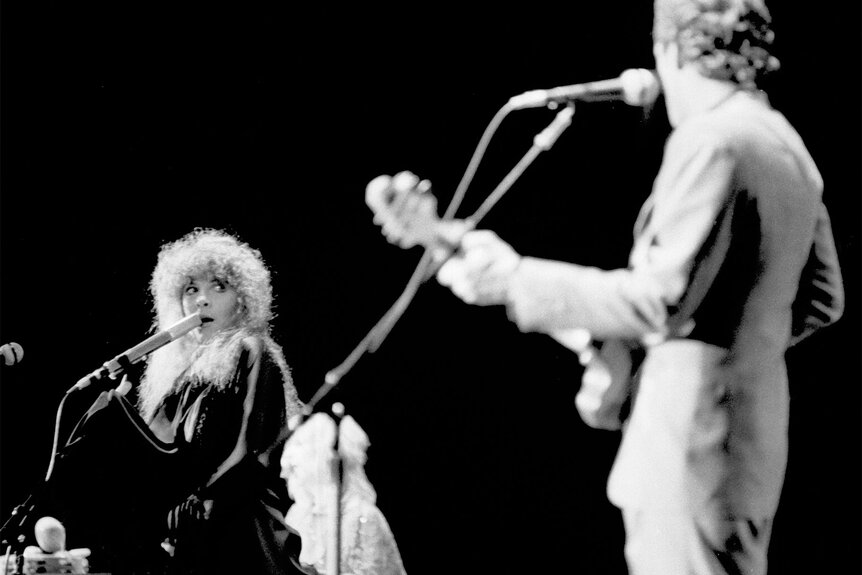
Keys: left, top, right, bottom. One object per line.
{"left": 281, "top": 414, "right": 408, "bottom": 575}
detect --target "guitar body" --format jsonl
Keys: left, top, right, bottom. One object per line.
{"left": 550, "top": 330, "right": 638, "bottom": 431}
{"left": 572, "top": 339, "right": 639, "bottom": 431}
{"left": 36, "top": 390, "right": 188, "bottom": 575}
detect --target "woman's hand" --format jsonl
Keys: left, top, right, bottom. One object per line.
{"left": 114, "top": 374, "right": 133, "bottom": 396}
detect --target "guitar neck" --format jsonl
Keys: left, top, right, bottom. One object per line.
{"left": 420, "top": 218, "right": 473, "bottom": 253}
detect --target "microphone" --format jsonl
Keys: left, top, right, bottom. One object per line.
{"left": 508, "top": 68, "right": 660, "bottom": 110}
{"left": 70, "top": 311, "right": 202, "bottom": 392}
{"left": 0, "top": 342, "right": 24, "bottom": 366}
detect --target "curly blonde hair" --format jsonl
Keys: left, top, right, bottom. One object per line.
{"left": 653, "top": 0, "right": 780, "bottom": 89}
{"left": 138, "top": 228, "right": 284, "bottom": 420}
{"left": 149, "top": 228, "right": 274, "bottom": 333}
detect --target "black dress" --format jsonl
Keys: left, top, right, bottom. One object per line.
{"left": 148, "top": 334, "right": 307, "bottom": 575}
{"left": 39, "top": 333, "right": 308, "bottom": 575}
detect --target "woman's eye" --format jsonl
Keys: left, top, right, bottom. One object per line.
{"left": 213, "top": 281, "right": 226, "bottom": 292}
{"left": 184, "top": 285, "right": 198, "bottom": 295}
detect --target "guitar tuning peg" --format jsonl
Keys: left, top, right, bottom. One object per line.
{"left": 391, "top": 170, "right": 418, "bottom": 191}
{"left": 416, "top": 179, "right": 431, "bottom": 193}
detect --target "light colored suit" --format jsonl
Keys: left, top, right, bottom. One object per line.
{"left": 505, "top": 90, "right": 844, "bottom": 521}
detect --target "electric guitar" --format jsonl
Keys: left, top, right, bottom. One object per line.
{"left": 365, "top": 171, "right": 637, "bottom": 430}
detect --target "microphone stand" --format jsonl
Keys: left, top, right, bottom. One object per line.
{"left": 308, "top": 103, "right": 577, "bottom": 408}
{"left": 328, "top": 402, "right": 346, "bottom": 575}
{"left": 0, "top": 493, "right": 39, "bottom": 575}
{"left": 0, "top": 389, "right": 80, "bottom": 574}
{"left": 0, "top": 325, "right": 186, "bottom": 574}
{"left": 0, "top": 395, "right": 96, "bottom": 574}
{"left": 0, "top": 375, "right": 100, "bottom": 574}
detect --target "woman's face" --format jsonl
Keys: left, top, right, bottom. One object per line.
{"left": 181, "top": 272, "right": 241, "bottom": 342}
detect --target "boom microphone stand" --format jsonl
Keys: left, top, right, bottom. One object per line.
{"left": 305, "top": 103, "right": 576, "bottom": 413}
{"left": 0, "top": 312, "right": 201, "bottom": 574}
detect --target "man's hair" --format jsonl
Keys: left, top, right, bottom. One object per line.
{"left": 653, "top": 0, "right": 780, "bottom": 89}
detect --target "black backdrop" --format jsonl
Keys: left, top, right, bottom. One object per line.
{"left": 1, "top": 4, "right": 859, "bottom": 574}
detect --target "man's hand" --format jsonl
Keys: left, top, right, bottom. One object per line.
{"left": 436, "top": 230, "right": 521, "bottom": 306}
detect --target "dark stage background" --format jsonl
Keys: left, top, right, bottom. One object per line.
{"left": 1, "top": 4, "right": 859, "bottom": 574}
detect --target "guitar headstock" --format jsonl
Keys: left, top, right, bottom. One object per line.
{"left": 365, "top": 171, "right": 444, "bottom": 249}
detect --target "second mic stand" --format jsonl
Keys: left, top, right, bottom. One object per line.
{"left": 327, "top": 402, "right": 345, "bottom": 575}
{"left": 0, "top": 492, "right": 39, "bottom": 575}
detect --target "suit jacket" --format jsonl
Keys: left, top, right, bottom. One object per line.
{"left": 505, "top": 90, "right": 844, "bottom": 518}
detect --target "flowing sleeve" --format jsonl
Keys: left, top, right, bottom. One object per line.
{"left": 245, "top": 339, "right": 304, "bottom": 467}
{"left": 205, "top": 337, "right": 303, "bottom": 490}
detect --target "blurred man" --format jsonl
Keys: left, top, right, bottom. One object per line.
{"left": 425, "top": 1, "right": 845, "bottom": 573}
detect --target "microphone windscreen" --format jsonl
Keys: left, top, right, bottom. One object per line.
{"left": 0, "top": 342, "right": 23, "bottom": 366}
{"left": 620, "top": 68, "right": 661, "bottom": 106}
{"left": 34, "top": 516, "right": 66, "bottom": 553}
